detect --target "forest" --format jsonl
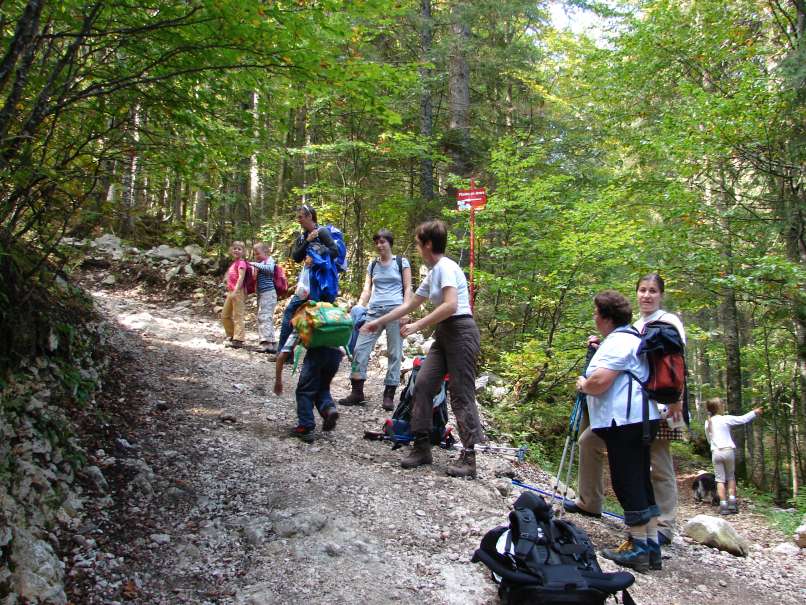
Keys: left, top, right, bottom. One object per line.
{"left": 1, "top": 0, "right": 804, "bottom": 508}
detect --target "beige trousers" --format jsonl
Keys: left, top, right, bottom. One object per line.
{"left": 222, "top": 290, "right": 246, "bottom": 342}
{"left": 575, "top": 408, "right": 678, "bottom": 540}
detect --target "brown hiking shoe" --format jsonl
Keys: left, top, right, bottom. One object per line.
{"left": 446, "top": 449, "right": 477, "bottom": 478}
{"left": 401, "top": 433, "right": 433, "bottom": 469}
{"left": 338, "top": 378, "right": 367, "bottom": 406}
{"left": 382, "top": 385, "right": 396, "bottom": 411}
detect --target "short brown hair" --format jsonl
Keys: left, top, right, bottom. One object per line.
{"left": 415, "top": 220, "right": 447, "bottom": 254}
{"left": 373, "top": 229, "right": 394, "bottom": 248}
{"left": 706, "top": 398, "right": 723, "bottom": 416}
{"left": 594, "top": 290, "right": 632, "bottom": 327}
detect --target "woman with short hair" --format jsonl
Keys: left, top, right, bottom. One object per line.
{"left": 576, "top": 290, "right": 661, "bottom": 572}
{"left": 340, "top": 229, "right": 412, "bottom": 409}
{"left": 361, "top": 220, "right": 484, "bottom": 478}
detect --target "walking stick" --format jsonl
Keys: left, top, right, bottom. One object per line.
{"left": 551, "top": 344, "right": 597, "bottom": 513}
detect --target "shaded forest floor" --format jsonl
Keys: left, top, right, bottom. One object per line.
{"left": 63, "top": 271, "right": 805, "bottom": 605}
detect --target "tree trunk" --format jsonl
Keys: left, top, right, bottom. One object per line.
{"left": 419, "top": 0, "right": 435, "bottom": 203}
{"left": 447, "top": 1, "right": 471, "bottom": 180}
{"left": 119, "top": 104, "right": 140, "bottom": 236}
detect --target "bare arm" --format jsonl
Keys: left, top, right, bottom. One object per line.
{"left": 576, "top": 367, "right": 620, "bottom": 396}
{"left": 400, "top": 286, "right": 457, "bottom": 338}
{"left": 234, "top": 266, "right": 245, "bottom": 291}
{"left": 274, "top": 351, "right": 288, "bottom": 395}
{"left": 361, "top": 294, "right": 426, "bottom": 334}
{"left": 402, "top": 266, "right": 413, "bottom": 305}
{"left": 356, "top": 272, "right": 372, "bottom": 307}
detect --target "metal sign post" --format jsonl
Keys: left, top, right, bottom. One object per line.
{"left": 456, "top": 180, "right": 486, "bottom": 312}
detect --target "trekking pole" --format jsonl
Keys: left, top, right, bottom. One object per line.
{"left": 551, "top": 345, "right": 597, "bottom": 512}
{"left": 512, "top": 479, "right": 624, "bottom": 521}
{"left": 473, "top": 444, "right": 528, "bottom": 462}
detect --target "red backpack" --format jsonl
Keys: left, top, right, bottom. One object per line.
{"left": 273, "top": 262, "right": 290, "bottom": 299}
{"left": 243, "top": 263, "right": 256, "bottom": 295}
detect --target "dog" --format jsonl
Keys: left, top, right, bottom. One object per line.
{"left": 691, "top": 472, "right": 719, "bottom": 505}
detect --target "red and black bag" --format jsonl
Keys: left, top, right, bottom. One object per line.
{"left": 273, "top": 262, "right": 290, "bottom": 299}
{"left": 636, "top": 321, "right": 686, "bottom": 404}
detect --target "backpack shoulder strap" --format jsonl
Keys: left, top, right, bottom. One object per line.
{"left": 396, "top": 255, "right": 404, "bottom": 295}
{"left": 370, "top": 259, "right": 378, "bottom": 278}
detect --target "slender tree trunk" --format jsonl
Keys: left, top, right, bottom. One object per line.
{"left": 447, "top": 1, "right": 471, "bottom": 180}
{"left": 419, "top": 0, "right": 434, "bottom": 203}
{"left": 119, "top": 104, "right": 140, "bottom": 236}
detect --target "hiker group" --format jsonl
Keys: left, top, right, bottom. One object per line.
{"left": 222, "top": 206, "right": 483, "bottom": 478}
{"left": 220, "top": 206, "right": 761, "bottom": 576}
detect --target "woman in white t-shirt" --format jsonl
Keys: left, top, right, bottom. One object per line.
{"left": 362, "top": 220, "right": 484, "bottom": 478}
{"left": 575, "top": 290, "right": 660, "bottom": 573}
{"left": 705, "top": 397, "right": 762, "bottom": 514}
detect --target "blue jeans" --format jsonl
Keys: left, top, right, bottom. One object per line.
{"left": 296, "top": 347, "right": 342, "bottom": 430}
{"left": 350, "top": 305, "right": 402, "bottom": 385}
{"left": 278, "top": 295, "right": 305, "bottom": 352}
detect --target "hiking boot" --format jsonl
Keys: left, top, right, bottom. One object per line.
{"left": 401, "top": 432, "right": 432, "bottom": 469}
{"left": 728, "top": 499, "right": 739, "bottom": 514}
{"left": 321, "top": 407, "right": 339, "bottom": 432}
{"left": 290, "top": 426, "right": 315, "bottom": 443}
{"left": 446, "top": 449, "right": 477, "bottom": 478}
{"left": 258, "top": 341, "right": 277, "bottom": 354}
{"left": 601, "top": 538, "right": 650, "bottom": 573}
{"left": 657, "top": 533, "right": 672, "bottom": 546}
{"left": 563, "top": 500, "right": 602, "bottom": 518}
{"left": 382, "top": 385, "right": 397, "bottom": 411}
{"left": 225, "top": 339, "right": 244, "bottom": 349}
{"left": 647, "top": 539, "right": 662, "bottom": 570}
{"left": 719, "top": 502, "right": 730, "bottom": 515}
{"left": 338, "top": 378, "right": 367, "bottom": 406}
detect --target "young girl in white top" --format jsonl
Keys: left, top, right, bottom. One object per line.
{"left": 705, "top": 397, "right": 763, "bottom": 514}
{"left": 362, "top": 220, "right": 483, "bottom": 478}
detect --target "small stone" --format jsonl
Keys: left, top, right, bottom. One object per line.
{"left": 149, "top": 534, "right": 171, "bottom": 545}
{"left": 415, "top": 510, "right": 426, "bottom": 517}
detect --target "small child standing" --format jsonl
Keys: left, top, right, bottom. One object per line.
{"left": 273, "top": 323, "right": 340, "bottom": 443}
{"left": 250, "top": 243, "right": 278, "bottom": 354}
{"left": 221, "top": 241, "right": 249, "bottom": 348}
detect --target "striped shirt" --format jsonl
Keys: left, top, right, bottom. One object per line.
{"left": 251, "top": 260, "right": 275, "bottom": 293}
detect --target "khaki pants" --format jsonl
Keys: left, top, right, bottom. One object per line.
{"left": 575, "top": 409, "right": 678, "bottom": 540}
{"left": 222, "top": 290, "right": 246, "bottom": 342}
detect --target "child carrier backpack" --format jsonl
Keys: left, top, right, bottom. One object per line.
{"left": 472, "top": 491, "right": 636, "bottom": 605}
{"left": 364, "top": 356, "right": 455, "bottom": 448}
{"left": 325, "top": 224, "right": 348, "bottom": 273}
{"left": 273, "top": 262, "right": 290, "bottom": 299}
{"left": 291, "top": 301, "right": 353, "bottom": 349}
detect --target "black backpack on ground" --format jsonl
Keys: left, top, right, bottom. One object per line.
{"left": 472, "top": 492, "right": 636, "bottom": 605}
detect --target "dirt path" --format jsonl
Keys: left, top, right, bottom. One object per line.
{"left": 65, "top": 277, "right": 805, "bottom": 605}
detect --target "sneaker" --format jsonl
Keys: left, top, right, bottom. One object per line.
{"left": 563, "top": 500, "right": 602, "bottom": 518}
{"left": 728, "top": 499, "right": 739, "bottom": 514}
{"left": 657, "top": 533, "right": 672, "bottom": 546}
{"left": 290, "top": 426, "right": 315, "bottom": 443}
{"left": 601, "top": 538, "right": 650, "bottom": 573}
{"left": 225, "top": 340, "right": 244, "bottom": 349}
{"left": 322, "top": 407, "right": 339, "bottom": 432}
{"left": 719, "top": 502, "right": 730, "bottom": 515}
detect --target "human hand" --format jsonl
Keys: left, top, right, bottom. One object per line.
{"left": 587, "top": 335, "right": 601, "bottom": 349}
{"left": 666, "top": 402, "right": 683, "bottom": 422}
{"left": 361, "top": 320, "right": 380, "bottom": 335}
{"left": 575, "top": 376, "right": 587, "bottom": 393}
{"left": 274, "top": 379, "right": 283, "bottom": 396}
{"left": 306, "top": 229, "right": 319, "bottom": 242}
{"left": 400, "top": 315, "right": 411, "bottom": 326}
{"left": 753, "top": 407, "right": 764, "bottom": 416}
{"left": 400, "top": 321, "right": 419, "bottom": 338}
